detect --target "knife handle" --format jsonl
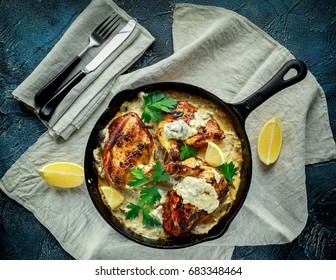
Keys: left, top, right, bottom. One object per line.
{"left": 39, "top": 70, "right": 86, "bottom": 121}
{"left": 34, "top": 56, "right": 81, "bottom": 107}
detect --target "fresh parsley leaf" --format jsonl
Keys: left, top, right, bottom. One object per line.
{"left": 143, "top": 92, "right": 161, "bottom": 105}
{"left": 151, "top": 161, "right": 170, "bottom": 182}
{"left": 142, "top": 106, "right": 162, "bottom": 123}
{"left": 180, "top": 144, "right": 198, "bottom": 160}
{"left": 141, "top": 92, "right": 177, "bottom": 123}
{"left": 126, "top": 160, "right": 168, "bottom": 228}
{"left": 140, "top": 186, "right": 162, "bottom": 206}
{"left": 125, "top": 203, "right": 141, "bottom": 220}
{"left": 141, "top": 206, "right": 162, "bottom": 227}
{"left": 128, "top": 161, "right": 170, "bottom": 188}
{"left": 128, "top": 167, "right": 151, "bottom": 188}
{"left": 141, "top": 107, "right": 152, "bottom": 123}
{"left": 148, "top": 93, "right": 177, "bottom": 112}
{"left": 125, "top": 203, "right": 161, "bottom": 227}
{"left": 219, "top": 162, "right": 237, "bottom": 187}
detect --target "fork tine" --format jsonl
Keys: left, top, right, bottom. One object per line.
{"left": 94, "top": 16, "right": 111, "bottom": 33}
{"left": 95, "top": 12, "right": 116, "bottom": 32}
{"left": 101, "top": 18, "right": 123, "bottom": 39}
{"left": 97, "top": 14, "right": 118, "bottom": 35}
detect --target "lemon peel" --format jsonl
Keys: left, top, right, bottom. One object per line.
{"left": 37, "top": 161, "right": 84, "bottom": 188}
{"left": 257, "top": 116, "right": 283, "bottom": 165}
{"left": 205, "top": 141, "right": 225, "bottom": 167}
{"left": 100, "top": 186, "right": 124, "bottom": 210}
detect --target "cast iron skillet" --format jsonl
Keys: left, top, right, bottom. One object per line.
{"left": 85, "top": 59, "right": 307, "bottom": 249}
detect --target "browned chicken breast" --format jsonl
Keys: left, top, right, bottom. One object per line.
{"left": 103, "top": 112, "right": 153, "bottom": 190}
{"left": 162, "top": 190, "right": 207, "bottom": 237}
{"left": 156, "top": 121, "right": 180, "bottom": 161}
{"left": 164, "top": 101, "right": 198, "bottom": 123}
{"left": 162, "top": 158, "right": 229, "bottom": 237}
{"left": 185, "top": 119, "right": 224, "bottom": 148}
{"left": 156, "top": 101, "right": 224, "bottom": 161}
{"left": 164, "top": 157, "right": 229, "bottom": 201}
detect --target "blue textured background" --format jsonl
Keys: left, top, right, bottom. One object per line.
{"left": 0, "top": 0, "right": 335, "bottom": 259}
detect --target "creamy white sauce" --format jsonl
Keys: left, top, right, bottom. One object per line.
{"left": 151, "top": 205, "right": 163, "bottom": 221}
{"left": 174, "top": 176, "right": 219, "bottom": 213}
{"left": 100, "top": 128, "right": 110, "bottom": 147}
{"left": 163, "top": 110, "right": 211, "bottom": 141}
{"left": 119, "top": 93, "right": 145, "bottom": 117}
{"left": 189, "top": 110, "right": 211, "bottom": 128}
{"left": 93, "top": 148, "right": 104, "bottom": 178}
{"left": 163, "top": 120, "right": 196, "bottom": 140}
{"left": 212, "top": 169, "right": 221, "bottom": 183}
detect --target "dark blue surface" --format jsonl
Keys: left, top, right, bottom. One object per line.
{"left": 0, "top": 0, "right": 335, "bottom": 259}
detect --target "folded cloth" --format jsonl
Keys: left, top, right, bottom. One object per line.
{"left": 1, "top": 3, "right": 336, "bottom": 259}
{"left": 12, "top": 0, "right": 154, "bottom": 140}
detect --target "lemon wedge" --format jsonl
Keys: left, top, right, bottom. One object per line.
{"left": 37, "top": 162, "right": 84, "bottom": 188}
{"left": 257, "top": 116, "right": 283, "bottom": 165}
{"left": 205, "top": 141, "right": 225, "bottom": 167}
{"left": 100, "top": 186, "right": 124, "bottom": 210}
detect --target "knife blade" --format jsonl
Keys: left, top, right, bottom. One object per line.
{"left": 39, "top": 19, "right": 137, "bottom": 121}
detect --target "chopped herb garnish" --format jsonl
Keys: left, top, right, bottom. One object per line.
{"left": 126, "top": 161, "right": 168, "bottom": 227}
{"left": 128, "top": 167, "right": 151, "bottom": 188}
{"left": 219, "top": 162, "right": 237, "bottom": 188}
{"left": 126, "top": 203, "right": 162, "bottom": 227}
{"left": 141, "top": 207, "right": 162, "bottom": 227}
{"left": 180, "top": 144, "right": 198, "bottom": 160}
{"left": 125, "top": 203, "right": 141, "bottom": 220}
{"left": 139, "top": 186, "right": 162, "bottom": 207}
{"left": 151, "top": 160, "right": 170, "bottom": 182}
{"left": 141, "top": 92, "right": 177, "bottom": 123}
{"left": 142, "top": 106, "right": 162, "bottom": 123}
{"left": 128, "top": 161, "right": 170, "bottom": 188}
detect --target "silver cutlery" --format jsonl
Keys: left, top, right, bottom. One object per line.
{"left": 34, "top": 12, "right": 123, "bottom": 107}
{"left": 38, "top": 19, "right": 137, "bottom": 121}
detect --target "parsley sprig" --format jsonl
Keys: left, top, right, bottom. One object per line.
{"left": 128, "top": 168, "right": 151, "bottom": 188}
{"left": 141, "top": 92, "right": 177, "bottom": 123}
{"left": 128, "top": 160, "right": 170, "bottom": 188}
{"left": 151, "top": 160, "right": 170, "bottom": 182}
{"left": 180, "top": 144, "right": 197, "bottom": 161}
{"left": 219, "top": 162, "right": 237, "bottom": 189}
{"left": 126, "top": 161, "right": 170, "bottom": 227}
{"left": 126, "top": 203, "right": 162, "bottom": 227}
{"left": 139, "top": 186, "right": 162, "bottom": 207}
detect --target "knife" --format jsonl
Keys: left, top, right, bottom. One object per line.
{"left": 39, "top": 19, "right": 136, "bottom": 121}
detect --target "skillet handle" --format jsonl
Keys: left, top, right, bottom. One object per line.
{"left": 232, "top": 59, "right": 307, "bottom": 122}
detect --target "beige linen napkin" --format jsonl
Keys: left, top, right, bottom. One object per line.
{"left": 1, "top": 4, "right": 335, "bottom": 259}
{"left": 12, "top": 0, "right": 154, "bottom": 140}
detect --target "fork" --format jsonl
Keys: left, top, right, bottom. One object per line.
{"left": 34, "top": 12, "right": 122, "bottom": 107}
